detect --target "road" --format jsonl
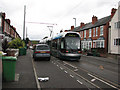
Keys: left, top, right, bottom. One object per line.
{"left": 29, "top": 50, "right": 119, "bottom": 89}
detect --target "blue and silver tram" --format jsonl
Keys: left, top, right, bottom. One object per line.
{"left": 51, "top": 32, "right": 82, "bottom": 61}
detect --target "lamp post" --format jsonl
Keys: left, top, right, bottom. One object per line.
{"left": 73, "top": 18, "right": 76, "bottom": 27}
{"left": 47, "top": 26, "right": 53, "bottom": 38}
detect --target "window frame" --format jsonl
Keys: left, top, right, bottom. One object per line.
{"left": 93, "top": 28, "right": 95, "bottom": 37}
{"left": 96, "top": 27, "right": 98, "bottom": 36}
{"left": 84, "top": 30, "right": 86, "bottom": 38}
{"left": 100, "top": 26, "right": 104, "bottom": 36}
{"left": 89, "top": 29, "right": 91, "bottom": 37}
{"left": 0, "top": 16, "right": 1, "bottom": 27}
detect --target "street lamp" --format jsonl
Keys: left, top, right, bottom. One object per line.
{"left": 73, "top": 18, "right": 76, "bottom": 27}
{"left": 47, "top": 26, "right": 53, "bottom": 38}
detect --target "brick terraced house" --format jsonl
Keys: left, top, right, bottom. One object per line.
{"left": 66, "top": 8, "right": 117, "bottom": 54}
{"left": 0, "top": 12, "right": 21, "bottom": 41}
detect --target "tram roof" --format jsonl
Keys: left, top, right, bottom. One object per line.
{"left": 52, "top": 31, "right": 80, "bottom": 40}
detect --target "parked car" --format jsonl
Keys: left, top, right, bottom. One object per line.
{"left": 33, "top": 44, "right": 51, "bottom": 61}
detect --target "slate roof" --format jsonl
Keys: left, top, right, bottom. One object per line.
{"left": 73, "top": 15, "right": 111, "bottom": 32}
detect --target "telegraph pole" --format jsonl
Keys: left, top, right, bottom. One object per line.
{"left": 23, "top": 5, "right": 26, "bottom": 40}
{"left": 26, "top": 27, "right": 27, "bottom": 38}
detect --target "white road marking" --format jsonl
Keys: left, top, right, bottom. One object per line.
{"left": 64, "top": 71, "right": 68, "bottom": 73}
{"left": 88, "top": 73, "right": 118, "bottom": 89}
{"left": 60, "top": 67, "right": 63, "bottom": 70}
{"left": 74, "top": 69, "right": 78, "bottom": 72}
{"left": 77, "top": 80, "right": 83, "bottom": 84}
{"left": 91, "top": 78, "right": 96, "bottom": 82}
{"left": 70, "top": 74, "right": 74, "bottom": 78}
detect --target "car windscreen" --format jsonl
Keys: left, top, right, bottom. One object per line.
{"left": 36, "top": 45, "right": 49, "bottom": 50}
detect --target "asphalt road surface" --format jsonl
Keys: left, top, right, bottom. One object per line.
{"left": 29, "top": 50, "right": 119, "bottom": 90}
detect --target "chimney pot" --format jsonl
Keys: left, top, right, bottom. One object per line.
{"left": 80, "top": 22, "right": 85, "bottom": 28}
{"left": 71, "top": 26, "right": 74, "bottom": 30}
{"left": 92, "top": 15, "right": 98, "bottom": 24}
{"left": 2, "top": 13, "right": 6, "bottom": 18}
{"left": 111, "top": 8, "right": 117, "bottom": 18}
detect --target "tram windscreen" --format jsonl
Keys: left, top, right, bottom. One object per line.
{"left": 65, "top": 37, "right": 80, "bottom": 50}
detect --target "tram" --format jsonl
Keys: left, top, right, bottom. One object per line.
{"left": 51, "top": 32, "right": 82, "bottom": 61}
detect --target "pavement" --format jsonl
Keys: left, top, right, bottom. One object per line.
{"left": 82, "top": 54, "right": 119, "bottom": 65}
{"left": 2, "top": 49, "right": 37, "bottom": 89}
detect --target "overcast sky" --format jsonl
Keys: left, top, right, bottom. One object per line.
{"left": 0, "top": 0, "right": 119, "bottom": 40}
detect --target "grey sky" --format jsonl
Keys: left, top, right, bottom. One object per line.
{"left": 0, "top": 0, "right": 119, "bottom": 40}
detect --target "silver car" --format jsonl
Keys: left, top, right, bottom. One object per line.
{"left": 33, "top": 44, "right": 51, "bottom": 61}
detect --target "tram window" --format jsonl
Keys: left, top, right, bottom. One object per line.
{"left": 61, "top": 41, "right": 64, "bottom": 49}
{"left": 61, "top": 39, "right": 65, "bottom": 49}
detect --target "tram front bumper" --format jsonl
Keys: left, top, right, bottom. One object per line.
{"left": 60, "top": 53, "right": 81, "bottom": 60}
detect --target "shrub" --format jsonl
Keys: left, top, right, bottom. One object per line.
{"left": 8, "top": 38, "right": 25, "bottom": 49}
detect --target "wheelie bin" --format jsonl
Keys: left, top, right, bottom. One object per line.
{"left": 2, "top": 56, "right": 17, "bottom": 81}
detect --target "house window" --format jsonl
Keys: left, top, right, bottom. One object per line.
{"left": 100, "top": 26, "right": 103, "bottom": 36}
{"left": 96, "top": 41, "right": 100, "bottom": 48}
{"left": 93, "top": 28, "right": 95, "bottom": 37}
{"left": 96, "top": 27, "right": 98, "bottom": 36}
{"left": 89, "top": 29, "right": 91, "bottom": 37}
{"left": 93, "top": 42, "right": 96, "bottom": 48}
{"left": 4, "top": 22, "right": 7, "bottom": 32}
{"left": 114, "top": 21, "right": 120, "bottom": 28}
{"left": 95, "top": 40, "right": 104, "bottom": 48}
{"left": 0, "top": 17, "right": 1, "bottom": 27}
{"left": 114, "top": 38, "right": 120, "bottom": 46}
{"left": 87, "top": 42, "right": 89, "bottom": 49}
{"left": 84, "top": 30, "right": 86, "bottom": 38}
{"left": 101, "top": 41, "right": 104, "bottom": 48}
{"left": 89, "top": 42, "right": 92, "bottom": 49}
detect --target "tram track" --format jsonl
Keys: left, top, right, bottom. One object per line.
{"left": 63, "top": 60, "right": 120, "bottom": 87}
{"left": 52, "top": 58, "right": 101, "bottom": 89}
{"left": 52, "top": 57, "right": 120, "bottom": 90}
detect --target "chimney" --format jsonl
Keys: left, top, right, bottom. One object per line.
{"left": 64, "top": 30, "right": 68, "bottom": 32}
{"left": 6, "top": 19, "right": 10, "bottom": 24}
{"left": 60, "top": 30, "right": 63, "bottom": 33}
{"left": 71, "top": 26, "right": 74, "bottom": 30}
{"left": 92, "top": 15, "right": 98, "bottom": 24}
{"left": 2, "top": 13, "right": 6, "bottom": 18}
{"left": 80, "top": 22, "right": 85, "bottom": 28}
{"left": 111, "top": 8, "right": 117, "bottom": 18}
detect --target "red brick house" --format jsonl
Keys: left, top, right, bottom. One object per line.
{"left": 0, "top": 12, "right": 21, "bottom": 41}
{"left": 69, "top": 8, "right": 117, "bottom": 54}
